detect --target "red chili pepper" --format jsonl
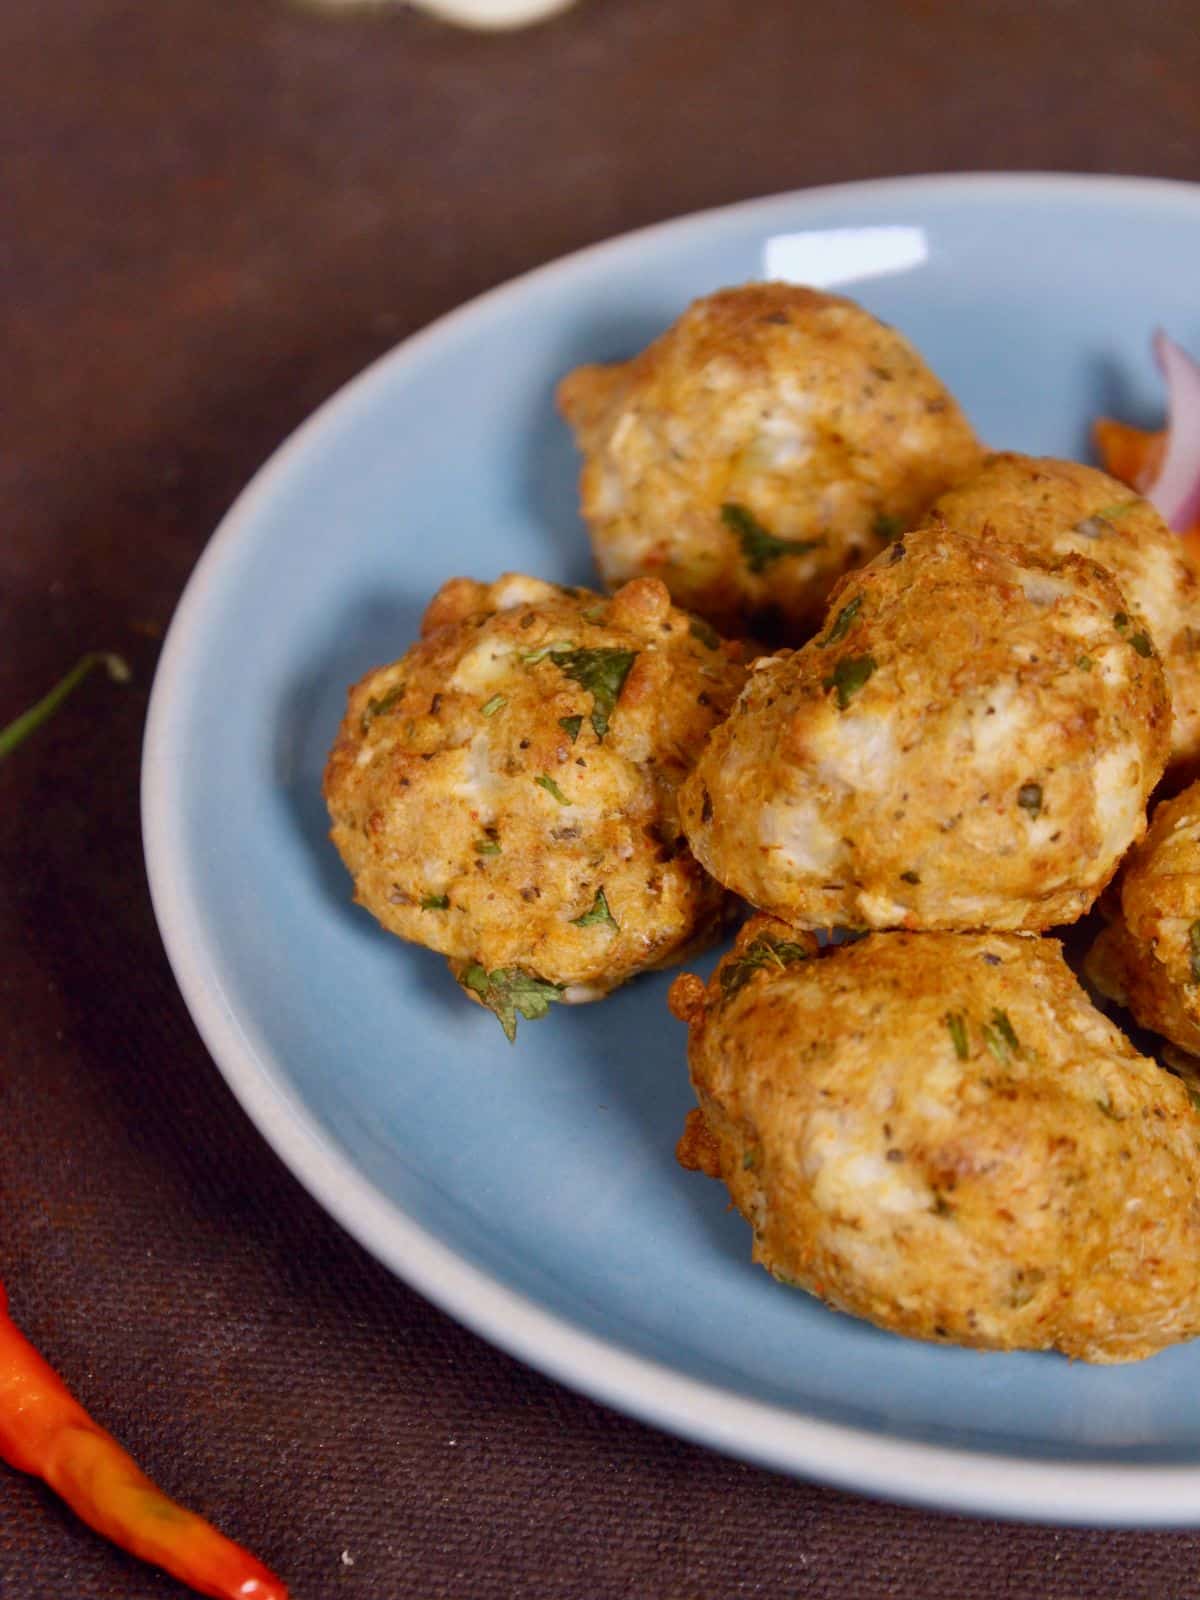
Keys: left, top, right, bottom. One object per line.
{"left": 0, "top": 1279, "right": 288, "bottom": 1600}
{"left": 1093, "top": 415, "right": 1167, "bottom": 496}
{"left": 1095, "top": 416, "right": 1200, "bottom": 564}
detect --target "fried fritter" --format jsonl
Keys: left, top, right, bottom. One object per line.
{"left": 670, "top": 919, "right": 1200, "bottom": 1362}
{"left": 323, "top": 574, "right": 747, "bottom": 1032}
{"left": 934, "top": 452, "right": 1200, "bottom": 776}
{"left": 679, "top": 523, "right": 1170, "bottom": 932}
{"left": 557, "top": 283, "right": 982, "bottom": 639}
{"left": 1085, "top": 781, "right": 1200, "bottom": 1055}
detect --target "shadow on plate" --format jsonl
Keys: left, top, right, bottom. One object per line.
{"left": 1080, "top": 349, "right": 1159, "bottom": 463}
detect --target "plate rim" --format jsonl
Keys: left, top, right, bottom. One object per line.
{"left": 142, "top": 170, "right": 1200, "bottom": 1526}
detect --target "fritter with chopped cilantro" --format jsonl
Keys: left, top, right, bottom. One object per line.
{"left": 679, "top": 522, "right": 1169, "bottom": 932}
{"left": 671, "top": 919, "right": 1200, "bottom": 1362}
{"left": 323, "top": 572, "right": 748, "bottom": 1037}
{"left": 557, "top": 282, "right": 981, "bottom": 640}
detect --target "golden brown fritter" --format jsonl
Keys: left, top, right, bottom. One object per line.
{"left": 557, "top": 283, "right": 982, "bottom": 639}
{"left": 679, "top": 523, "right": 1171, "bottom": 932}
{"left": 934, "top": 452, "right": 1200, "bottom": 777}
{"left": 670, "top": 918, "right": 1200, "bottom": 1362}
{"left": 1085, "top": 781, "right": 1200, "bottom": 1055}
{"left": 323, "top": 573, "right": 748, "bottom": 1034}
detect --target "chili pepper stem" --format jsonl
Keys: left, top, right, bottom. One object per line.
{"left": 0, "top": 652, "right": 130, "bottom": 762}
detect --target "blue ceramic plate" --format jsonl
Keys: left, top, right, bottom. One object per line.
{"left": 143, "top": 175, "right": 1200, "bottom": 1525}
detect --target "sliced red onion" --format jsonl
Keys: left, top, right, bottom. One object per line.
{"left": 1147, "top": 330, "right": 1200, "bottom": 531}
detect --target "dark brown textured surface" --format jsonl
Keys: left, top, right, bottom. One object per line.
{"left": 4, "top": 1, "right": 1200, "bottom": 1594}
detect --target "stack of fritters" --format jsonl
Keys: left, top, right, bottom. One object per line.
{"left": 655, "top": 419, "right": 1200, "bottom": 1364}
{"left": 325, "top": 284, "right": 1200, "bottom": 1360}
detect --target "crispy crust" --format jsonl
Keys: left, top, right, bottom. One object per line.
{"left": 679, "top": 523, "right": 1171, "bottom": 931}
{"left": 323, "top": 573, "right": 748, "bottom": 997}
{"left": 673, "top": 919, "right": 1200, "bottom": 1362}
{"left": 1085, "top": 780, "right": 1200, "bottom": 1055}
{"left": 934, "top": 452, "right": 1200, "bottom": 778}
{"left": 558, "top": 282, "right": 982, "bottom": 639}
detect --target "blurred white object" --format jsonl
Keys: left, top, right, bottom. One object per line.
{"left": 764, "top": 227, "right": 929, "bottom": 290}
{"left": 302, "top": 0, "right": 578, "bottom": 24}
{"left": 413, "top": 0, "right": 576, "bottom": 22}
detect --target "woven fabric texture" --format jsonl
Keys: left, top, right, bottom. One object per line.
{"left": 4, "top": 1, "right": 1200, "bottom": 1594}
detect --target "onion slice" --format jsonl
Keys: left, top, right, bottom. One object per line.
{"left": 1146, "top": 330, "right": 1200, "bottom": 531}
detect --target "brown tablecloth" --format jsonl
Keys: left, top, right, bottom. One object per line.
{"left": 5, "top": 2, "right": 1200, "bottom": 1594}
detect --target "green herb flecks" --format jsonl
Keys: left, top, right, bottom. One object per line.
{"left": 1, "top": 653, "right": 131, "bottom": 762}
{"left": 689, "top": 616, "right": 721, "bottom": 651}
{"left": 1072, "top": 502, "right": 1138, "bottom": 540}
{"left": 480, "top": 693, "right": 507, "bottom": 717}
{"left": 1076, "top": 655, "right": 1093, "bottom": 672}
{"left": 1189, "top": 921, "right": 1200, "bottom": 985}
{"left": 719, "top": 935, "right": 811, "bottom": 1002}
{"left": 824, "top": 654, "right": 877, "bottom": 710}
{"left": 535, "top": 773, "right": 570, "bottom": 805}
{"left": 1017, "top": 782, "right": 1043, "bottom": 817}
{"left": 361, "top": 680, "right": 405, "bottom": 733}
{"left": 520, "top": 641, "right": 573, "bottom": 665}
{"left": 549, "top": 647, "right": 637, "bottom": 740}
{"left": 421, "top": 894, "right": 450, "bottom": 911}
{"left": 872, "top": 511, "right": 906, "bottom": 542}
{"left": 982, "top": 1008, "right": 1020, "bottom": 1063}
{"left": 558, "top": 715, "right": 583, "bottom": 743}
{"left": 720, "top": 502, "right": 824, "bottom": 573}
{"left": 820, "top": 595, "right": 863, "bottom": 648}
{"left": 1114, "top": 612, "right": 1130, "bottom": 632}
{"left": 945, "top": 1012, "right": 969, "bottom": 1061}
{"left": 1072, "top": 515, "right": 1113, "bottom": 540}
{"left": 459, "top": 964, "right": 565, "bottom": 1043}
{"left": 1130, "top": 631, "right": 1154, "bottom": 658}
{"left": 475, "top": 838, "right": 501, "bottom": 856}
{"left": 571, "top": 887, "right": 618, "bottom": 931}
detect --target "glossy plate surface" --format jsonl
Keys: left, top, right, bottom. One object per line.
{"left": 143, "top": 175, "right": 1200, "bottom": 1525}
